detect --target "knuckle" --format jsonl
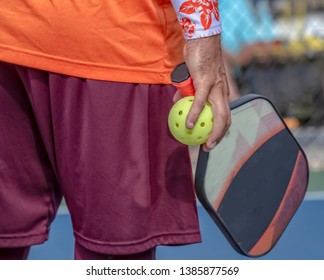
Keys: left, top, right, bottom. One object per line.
{"left": 193, "top": 97, "right": 206, "bottom": 109}
{"left": 218, "top": 109, "right": 230, "bottom": 121}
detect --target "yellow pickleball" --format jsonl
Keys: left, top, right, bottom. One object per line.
{"left": 168, "top": 96, "right": 213, "bottom": 145}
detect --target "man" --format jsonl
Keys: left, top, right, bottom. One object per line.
{"left": 0, "top": 1, "right": 230, "bottom": 259}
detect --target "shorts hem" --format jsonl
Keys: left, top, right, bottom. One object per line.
{"left": 0, "top": 233, "right": 48, "bottom": 248}
{"left": 74, "top": 231, "right": 202, "bottom": 255}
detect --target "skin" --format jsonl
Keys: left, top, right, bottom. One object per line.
{"left": 223, "top": 52, "right": 241, "bottom": 102}
{"left": 173, "top": 35, "right": 231, "bottom": 152}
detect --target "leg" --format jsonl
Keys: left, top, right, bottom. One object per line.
{"left": 0, "top": 247, "right": 31, "bottom": 260}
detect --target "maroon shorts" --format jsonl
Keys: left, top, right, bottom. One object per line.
{"left": 0, "top": 61, "right": 201, "bottom": 255}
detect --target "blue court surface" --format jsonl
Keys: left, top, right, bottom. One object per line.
{"left": 29, "top": 195, "right": 324, "bottom": 260}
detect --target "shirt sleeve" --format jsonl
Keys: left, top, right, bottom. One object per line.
{"left": 171, "top": 0, "right": 222, "bottom": 40}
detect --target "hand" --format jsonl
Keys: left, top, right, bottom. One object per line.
{"left": 173, "top": 35, "right": 231, "bottom": 152}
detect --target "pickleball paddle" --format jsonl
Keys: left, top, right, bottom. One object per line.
{"left": 171, "top": 63, "right": 309, "bottom": 257}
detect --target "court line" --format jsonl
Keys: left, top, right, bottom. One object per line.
{"left": 304, "top": 191, "right": 324, "bottom": 201}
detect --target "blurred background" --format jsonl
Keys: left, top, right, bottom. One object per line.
{"left": 29, "top": 0, "right": 324, "bottom": 260}
{"left": 221, "top": 0, "right": 324, "bottom": 172}
{"left": 222, "top": 0, "right": 324, "bottom": 127}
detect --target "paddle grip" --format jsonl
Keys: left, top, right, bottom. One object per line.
{"left": 171, "top": 63, "right": 195, "bottom": 97}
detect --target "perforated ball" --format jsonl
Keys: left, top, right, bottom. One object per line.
{"left": 168, "top": 96, "right": 213, "bottom": 145}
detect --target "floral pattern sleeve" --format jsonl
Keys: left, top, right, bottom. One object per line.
{"left": 171, "top": 0, "right": 222, "bottom": 40}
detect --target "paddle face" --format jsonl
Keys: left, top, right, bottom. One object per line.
{"left": 195, "top": 94, "right": 309, "bottom": 257}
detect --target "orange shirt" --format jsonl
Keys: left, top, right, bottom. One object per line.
{"left": 0, "top": 1, "right": 184, "bottom": 84}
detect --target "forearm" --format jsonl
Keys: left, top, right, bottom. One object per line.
{"left": 171, "top": 1, "right": 230, "bottom": 151}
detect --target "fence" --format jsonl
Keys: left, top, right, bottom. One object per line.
{"left": 220, "top": 0, "right": 324, "bottom": 127}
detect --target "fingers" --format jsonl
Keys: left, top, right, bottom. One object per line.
{"left": 203, "top": 85, "right": 231, "bottom": 152}
{"left": 185, "top": 83, "right": 209, "bottom": 129}
{"left": 204, "top": 65, "right": 231, "bottom": 151}
{"left": 185, "top": 69, "right": 231, "bottom": 152}
{"left": 172, "top": 90, "right": 183, "bottom": 103}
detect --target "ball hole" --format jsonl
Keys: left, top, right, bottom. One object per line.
{"left": 211, "top": 117, "right": 214, "bottom": 123}
{"left": 175, "top": 123, "right": 179, "bottom": 128}
{"left": 197, "top": 136, "right": 202, "bottom": 140}
{"left": 178, "top": 111, "right": 183, "bottom": 116}
{"left": 200, "top": 122, "right": 205, "bottom": 127}
{"left": 187, "top": 131, "right": 193, "bottom": 135}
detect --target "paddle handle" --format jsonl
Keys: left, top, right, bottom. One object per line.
{"left": 171, "top": 63, "right": 195, "bottom": 97}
